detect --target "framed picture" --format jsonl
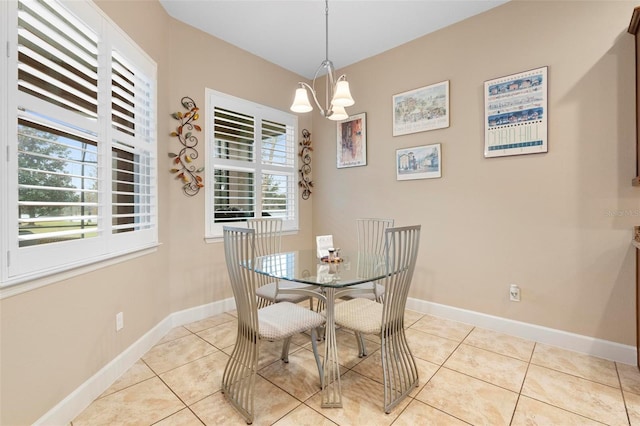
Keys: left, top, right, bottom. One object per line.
{"left": 484, "top": 66, "right": 548, "bottom": 158}
{"left": 337, "top": 112, "right": 367, "bottom": 168}
{"left": 396, "top": 143, "right": 441, "bottom": 180}
{"left": 393, "top": 80, "right": 449, "bottom": 136}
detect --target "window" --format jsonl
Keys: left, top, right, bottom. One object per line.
{"left": 205, "top": 90, "right": 298, "bottom": 239}
{"left": 1, "top": 0, "right": 157, "bottom": 288}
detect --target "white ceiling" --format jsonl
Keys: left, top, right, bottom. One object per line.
{"left": 159, "top": 0, "right": 509, "bottom": 79}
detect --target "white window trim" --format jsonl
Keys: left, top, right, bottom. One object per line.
{"left": 204, "top": 89, "right": 299, "bottom": 241}
{"left": 0, "top": 0, "right": 158, "bottom": 291}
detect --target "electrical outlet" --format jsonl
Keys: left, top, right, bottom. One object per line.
{"left": 509, "top": 284, "right": 521, "bottom": 302}
{"left": 116, "top": 312, "right": 124, "bottom": 331}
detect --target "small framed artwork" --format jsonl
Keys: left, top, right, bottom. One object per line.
{"left": 337, "top": 112, "right": 366, "bottom": 168}
{"left": 396, "top": 143, "right": 441, "bottom": 181}
{"left": 484, "top": 66, "right": 548, "bottom": 158}
{"left": 393, "top": 80, "right": 449, "bottom": 136}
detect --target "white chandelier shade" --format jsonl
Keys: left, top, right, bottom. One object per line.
{"left": 327, "top": 105, "right": 348, "bottom": 121}
{"left": 291, "top": 87, "right": 313, "bottom": 113}
{"left": 331, "top": 80, "right": 355, "bottom": 107}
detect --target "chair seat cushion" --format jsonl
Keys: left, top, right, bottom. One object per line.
{"left": 334, "top": 298, "right": 382, "bottom": 335}
{"left": 339, "top": 281, "right": 385, "bottom": 300}
{"left": 256, "top": 281, "right": 317, "bottom": 303}
{"left": 258, "top": 302, "right": 325, "bottom": 340}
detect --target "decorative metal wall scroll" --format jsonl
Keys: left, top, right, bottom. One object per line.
{"left": 169, "top": 97, "right": 204, "bottom": 196}
{"left": 298, "top": 129, "right": 313, "bottom": 200}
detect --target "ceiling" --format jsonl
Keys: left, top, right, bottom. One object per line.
{"left": 159, "top": 0, "right": 509, "bottom": 79}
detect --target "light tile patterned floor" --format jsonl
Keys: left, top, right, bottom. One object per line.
{"left": 72, "top": 310, "right": 640, "bottom": 425}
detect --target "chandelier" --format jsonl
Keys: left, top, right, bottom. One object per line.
{"left": 290, "top": 0, "right": 354, "bottom": 121}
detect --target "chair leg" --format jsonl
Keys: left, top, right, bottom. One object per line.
{"left": 355, "top": 331, "right": 368, "bottom": 357}
{"left": 381, "top": 328, "right": 418, "bottom": 414}
{"left": 310, "top": 327, "right": 324, "bottom": 389}
{"left": 315, "top": 291, "right": 326, "bottom": 313}
{"left": 221, "top": 327, "right": 259, "bottom": 424}
{"left": 281, "top": 337, "right": 292, "bottom": 363}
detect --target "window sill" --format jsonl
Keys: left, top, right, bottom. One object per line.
{"left": 0, "top": 244, "right": 161, "bottom": 299}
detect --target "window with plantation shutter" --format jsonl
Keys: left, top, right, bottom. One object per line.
{"left": 110, "top": 50, "right": 155, "bottom": 236}
{"left": 1, "top": 0, "right": 158, "bottom": 290}
{"left": 205, "top": 89, "right": 298, "bottom": 239}
{"left": 16, "top": 0, "right": 99, "bottom": 249}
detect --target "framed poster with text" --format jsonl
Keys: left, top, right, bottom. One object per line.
{"left": 484, "top": 66, "right": 548, "bottom": 158}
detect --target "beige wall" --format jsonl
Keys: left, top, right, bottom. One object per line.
{"left": 1, "top": 0, "right": 638, "bottom": 424}
{"left": 163, "top": 17, "right": 314, "bottom": 314}
{"left": 0, "top": 1, "right": 312, "bottom": 424}
{"left": 1, "top": 2, "right": 173, "bottom": 424}
{"left": 311, "top": 0, "right": 638, "bottom": 343}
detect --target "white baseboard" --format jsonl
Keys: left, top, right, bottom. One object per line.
{"left": 35, "top": 296, "right": 635, "bottom": 425}
{"left": 34, "top": 298, "right": 235, "bottom": 426}
{"left": 170, "top": 297, "right": 236, "bottom": 328}
{"left": 406, "top": 297, "right": 637, "bottom": 366}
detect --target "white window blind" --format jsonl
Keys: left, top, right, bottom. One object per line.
{"left": 110, "top": 50, "right": 155, "bottom": 236}
{"left": 205, "top": 89, "right": 298, "bottom": 238}
{"left": 261, "top": 172, "right": 295, "bottom": 218}
{"left": 261, "top": 119, "right": 295, "bottom": 219}
{"left": 1, "top": 0, "right": 158, "bottom": 288}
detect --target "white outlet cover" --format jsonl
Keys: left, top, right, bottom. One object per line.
{"left": 116, "top": 312, "right": 124, "bottom": 331}
{"left": 509, "top": 285, "right": 520, "bottom": 301}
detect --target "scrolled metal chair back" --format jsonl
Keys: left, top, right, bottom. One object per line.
{"left": 247, "top": 217, "right": 282, "bottom": 257}
{"left": 356, "top": 218, "right": 394, "bottom": 299}
{"left": 247, "top": 218, "right": 284, "bottom": 308}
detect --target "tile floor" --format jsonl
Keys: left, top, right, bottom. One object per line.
{"left": 72, "top": 309, "right": 640, "bottom": 425}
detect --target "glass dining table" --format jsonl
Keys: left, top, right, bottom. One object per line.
{"left": 252, "top": 249, "right": 386, "bottom": 408}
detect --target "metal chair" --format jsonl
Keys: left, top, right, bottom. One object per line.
{"left": 247, "top": 218, "right": 317, "bottom": 309}
{"left": 221, "top": 226, "right": 325, "bottom": 424}
{"left": 333, "top": 225, "right": 421, "bottom": 413}
{"left": 347, "top": 218, "right": 394, "bottom": 301}
{"left": 335, "top": 218, "right": 393, "bottom": 355}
